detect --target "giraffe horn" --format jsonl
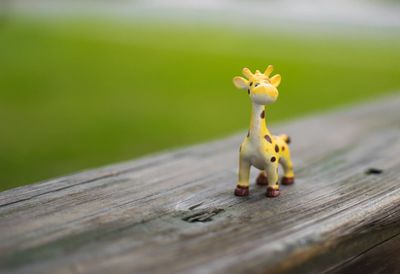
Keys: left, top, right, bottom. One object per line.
{"left": 264, "top": 65, "right": 274, "bottom": 77}
{"left": 242, "top": 68, "right": 253, "bottom": 79}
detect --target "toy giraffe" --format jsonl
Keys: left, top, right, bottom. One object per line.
{"left": 233, "top": 66, "right": 295, "bottom": 198}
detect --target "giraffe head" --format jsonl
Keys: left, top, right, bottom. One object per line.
{"left": 233, "top": 66, "right": 281, "bottom": 105}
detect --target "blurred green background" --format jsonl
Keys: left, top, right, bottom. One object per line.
{"left": 1, "top": 13, "right": 400, "bottom": 191}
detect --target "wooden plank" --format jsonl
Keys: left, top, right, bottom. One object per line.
{"left": 0, "top": 94, "right": 400, "bottom": 274}
{"left": 328, "top": 234, "right": 400, "bottom": 273}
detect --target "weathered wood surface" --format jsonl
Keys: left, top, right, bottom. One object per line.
{"left": 1, "top": 94, "right": 400, "bottom": 274}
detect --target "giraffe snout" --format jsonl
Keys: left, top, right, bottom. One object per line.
{"left": 252, "top": 84, "right": 279, "bottom": 103}
{"left": 254, "top": 84, "right": 277, "bottom": 95}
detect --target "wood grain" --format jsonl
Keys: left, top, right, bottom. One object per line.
{"left": 328, "top": 234, "right": 400, "bottom": 274}
{"left": 1, "top": 94, "right": 400, "bottom": 274}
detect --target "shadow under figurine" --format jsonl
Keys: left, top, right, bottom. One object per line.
{"left": 233, "top": 66, "right": 295, "bottom": 198}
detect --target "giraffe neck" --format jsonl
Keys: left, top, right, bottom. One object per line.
{"left": 249, "top": 103, "right": 270, "bottom": 139}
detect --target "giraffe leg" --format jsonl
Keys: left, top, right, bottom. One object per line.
{"left": 235, "top": 156, "right": 251, "bottom": 196}
{"left": 279, "top": 153, "right": 295, "bottom": 185}
{"left": 256, "top": 171, "right": 268, "bottom": 185}
{"left": 265, "top": 162, "right": 280, "bottom": 198}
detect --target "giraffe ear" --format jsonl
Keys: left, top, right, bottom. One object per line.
{"left": 270, "top": 74, "right": 281, "bottom": 88}
{"left": 233, "top": 76, "right": 249, "bottom": 90}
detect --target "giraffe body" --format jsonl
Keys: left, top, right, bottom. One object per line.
{"left": 233, "top": 66, "right": 295, "bottom": 198}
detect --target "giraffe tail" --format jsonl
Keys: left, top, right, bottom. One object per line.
{"left": 280, "top": 134, "right": 291, "bottom": 144}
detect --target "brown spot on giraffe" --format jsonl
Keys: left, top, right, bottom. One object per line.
{"left": 275, "top": 145, "right": 279, "bottom": 153}
{"left": 260, "top": 110, "right": 265, "bottom": 119}
{"left": 271, "top": 156, "right": 276, "bottom": 162}
{"left": 282, "top": 146, "right": 285, "bottom": 151}
{"left": 283, "top": 135, "right": 291, "bottom": 144}
{"left": 264, "top": 134, "right": 272, "bottom": 143}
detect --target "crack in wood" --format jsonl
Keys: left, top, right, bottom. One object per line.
{"left": 365, "top": 168, "right": 383, "bottom": 175}
{"left": 188, "top": 202, "right": 204, "bottom": 211}
{"left": 182, "top": 208, "right": 225, "bottom": 223}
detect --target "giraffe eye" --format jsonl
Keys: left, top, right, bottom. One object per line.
{"left": 249, "top": 82, "right": 253, "bottom": 86}
{"left": 255, "top": 83, "right": 259, "bottom": 87}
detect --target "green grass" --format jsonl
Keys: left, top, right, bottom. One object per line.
{"left": 1, "top": 16, "right": 399, "bottom": 191}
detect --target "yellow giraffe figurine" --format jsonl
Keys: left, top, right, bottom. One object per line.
{"left": 233, "top": 66, "right": 295, "bottom": 198}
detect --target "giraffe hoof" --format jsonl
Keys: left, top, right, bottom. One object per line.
{"left": 266, "top": 187, "right": 280, "bottom": 198}
{"left": 256, "top": 173, "right": 268, "bottom": 185}
{"left": 282, "top": 177, "right": 295, "bottom": 185}
{"left": 234, "top": 186, "right": 249, "bottom": 197}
